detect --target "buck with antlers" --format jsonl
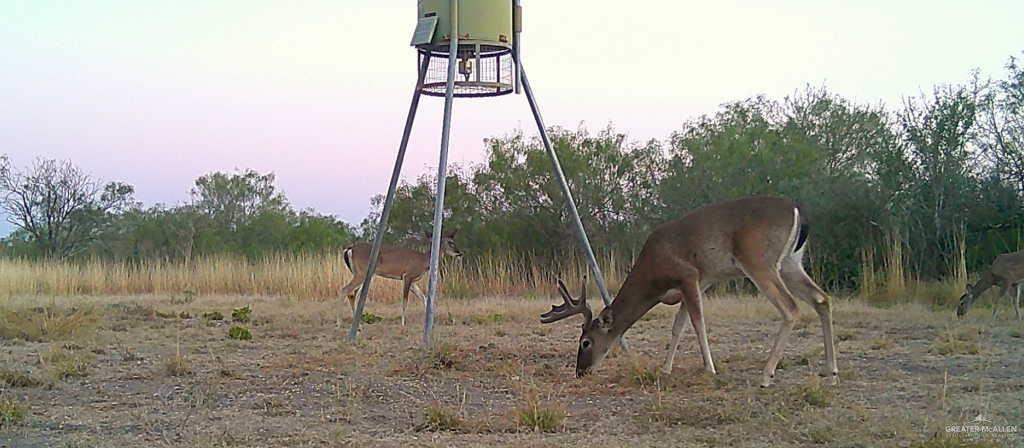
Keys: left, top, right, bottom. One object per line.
{"left": 956, "top": 249, "right": 1024, "bottom": 320}
{"left": 542, "top": 196, "right": 837, "bottom": 387}
{"left": 339, "top": 230, "right": 463, "bottom": 325}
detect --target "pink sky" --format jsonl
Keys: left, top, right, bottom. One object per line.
{"left": 1, "top": 1, "right": 1021, "bottom": 227}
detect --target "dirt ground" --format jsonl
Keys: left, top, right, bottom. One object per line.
{"left": 1, "top": 292, "right": 1021, "bottom": 447}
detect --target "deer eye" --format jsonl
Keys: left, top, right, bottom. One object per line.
{"left": 581, "top": 339, "right": 591, "bottom": 349}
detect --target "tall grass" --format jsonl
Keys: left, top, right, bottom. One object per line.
{"left": 859, "top": 230, "right": 906, "bottom": 303}
{"left": 0, "top": 252, "right": 627, "bottom": 302}
{"left": 859, "top": 228, "right": 969, "bottom": 308}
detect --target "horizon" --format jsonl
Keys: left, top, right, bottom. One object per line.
{"left": 2, "top": 1, "right": 1022, "bottom": 236}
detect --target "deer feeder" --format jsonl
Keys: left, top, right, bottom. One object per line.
{"left": 349, "top": 0, "right": 615, "bottom": 349}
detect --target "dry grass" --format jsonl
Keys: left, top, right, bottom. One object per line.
{"left": 0, "top": 285, "right": 1020, "bottom": 446}
{"left": 419, "top": 404, "right": 465, "bottom": 432}
{"left": 932, "top": 327, "right": 982, "bottom": 356}
{"left": 0, "top": 306, "right": 97, "bottom": 342}
{"left": 0, "top": 367, "right": 47, "bottom": 388}
{"left": 0, "top": 252, "right": 629, "bottom": 301}
{"left": 40, "top": 346, "right": 93, "bottom": 379}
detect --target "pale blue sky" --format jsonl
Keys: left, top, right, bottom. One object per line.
{"left": 1, "top": 1, "right": 1021, "bottom": 233}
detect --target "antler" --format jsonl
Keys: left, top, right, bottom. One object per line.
{"left": 540, "top": 275, "right": 593, "bottom": 324}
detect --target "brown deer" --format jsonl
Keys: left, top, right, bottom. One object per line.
{"left": 339, "top": 231, "right": 463, "bottom": 325}
{"left": 957, "top": 249, "right": 1024, "bottom": 320}
{"left": 541, "top": 196, "right": 837, "bottom": 388}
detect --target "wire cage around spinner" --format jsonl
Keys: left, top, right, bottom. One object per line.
{"left": 418, "top": 45, "right": 515, "bottom": 98}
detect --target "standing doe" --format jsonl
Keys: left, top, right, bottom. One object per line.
{"left": 541, "top": 196, "right": 838, "bottom": 387}
{"left": 340, "top": 230, "right": 463, "bottom": 325}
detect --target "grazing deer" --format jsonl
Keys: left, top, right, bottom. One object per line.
{"left": 541, "top": 196, "right": 837, "bottom": 387}
{"left": 957, "top": 249, "right": 1024, "bottom": 320}
{"left": 339, "top": 231, "right": 463, "bottom": 325}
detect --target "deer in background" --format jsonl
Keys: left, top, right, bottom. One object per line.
{"left": 957, "top": 249, "right": 1024, "bottom": 320}
{"left": 339, "top": 230, "right": 463, "bottom": 326}
{"left": 541, "top": 196, "right": 838, "bottom": 388}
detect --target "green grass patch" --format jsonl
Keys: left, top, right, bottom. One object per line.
{"left": 231, "top": 305, "right": 252, "bottom": 323}
{"left": 0, "top": 398, "right": 26, "bottom": 428}
{"left": 469, "top": 313, "right": 506, "bottom": 325}
{"left": 42, "top": 347, "right": 93, "bottom": 380}
{"left": 418, "top": 405, "right": 464, "bottom": 432}
{"left": 360, "top": 312, "right": 383, "bottom": 324}
{"left": 0, "top": 367, "right": 46, "bottom": 388}
{"left": 203, "top": 311, "right": 224, "bottom": 321}
{"left": 155, "top": 310, "right": 178, "bottom": 319}
{"left": 910, "top": 433, "right": 1003, "bottom": 448}
{"left": 800, "top": 380, "right": 833, "bottom": 408}
{"left": 626, "top": 361, "right": 662, "bottom": 388}
{"left": 868, "top": 338, "right": 895, "bottom": 350}
{"left": 228, "top": 325, "right": 252, "bottom": 341}
{"left": 514, "top": 398, "right": 565, "bottom": 432}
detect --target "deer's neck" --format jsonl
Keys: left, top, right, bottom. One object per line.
{"left": 970, "top": 271, "right": 997, "bottom": 296}
{"left": 605, "top": 272, "right": 665, "bottom": 338}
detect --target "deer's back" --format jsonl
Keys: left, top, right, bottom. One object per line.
{"left": 346, "top": 243, "right": 429, "bottom": 279}
{"left": 643, "top": 196, "right": 803, "bottom": 282}
{"left": 991, "top": 250, "right": 1024, "bottom": 281}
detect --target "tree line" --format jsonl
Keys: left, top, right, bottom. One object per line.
{"left": 3, "top": 54, "right": 1022, "bottom": 290}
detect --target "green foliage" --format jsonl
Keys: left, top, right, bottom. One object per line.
{"left": 360, "top": 312, "right": 383, "bottom": 324}
{"left": 4, "top": 53, "right": 1024, "bottom": 291}
{"left": 42, "top": 347, "right": 93, "bottom": 379}
{"left": 231, "top": 305, "right": 251, "bottom": 323}
{"left": 799, "top": 381, "right": 833, "bottom": 407}
{"left": 0, "top": 399, "right": 26, "bottom": 428}
{"left": 514, "top": 398, "right": 565, "bottom": 432}
{"left": 203, "top": 311, "right": 224, "bottom": 321}
{"left": 419, "top": 405, "right": 464, "bottom": 432}
{"left": 228, "top": 325, "right": 252, "bottom": 340}
{"left": 0, "top": 368, "right": 46, "bottom": 388}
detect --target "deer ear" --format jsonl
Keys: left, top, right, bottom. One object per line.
{"left": 444, "top": 228, "right": 458, "bottom": 237}
{"left": 596, "top": 311, "right": 613, "bottom": 332}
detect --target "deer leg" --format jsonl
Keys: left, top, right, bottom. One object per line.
{"left": 661, "top": 299, "right": 689, "bottom": 374}
{"left": 993, "top": 285, "right": 1009, "bottom": 318}
{"left": 682, "top": 287, "right": 716, "bottom": 375}
{"left": 1014, "top": 283, "right": 1021, "bottom": 321}
{"left": 411, "top": 284, "right": 428, "bottom": 306}
{"left": 743, "top": 265, "right": 800, "bottom": 388}
{"left": 781, "top": 257, "right": 838, "bottom": 384}
{"left": 338, "top": 277, "right": 362, "bottom": 327}
{"left": 401, "top": 276, "right": 414, "bottom": 327}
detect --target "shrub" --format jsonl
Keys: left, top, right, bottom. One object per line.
{"left": 228, "top": 325, "right": 252, "bottom": 341}
{"left": 203, "top": 311, "right": 224, "bottom": 321}
{"left": 360, "top": 312, "right": 383, "bottom": 324}
{"left": 231, "top": 305, "right": 252, "bottom": 323}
